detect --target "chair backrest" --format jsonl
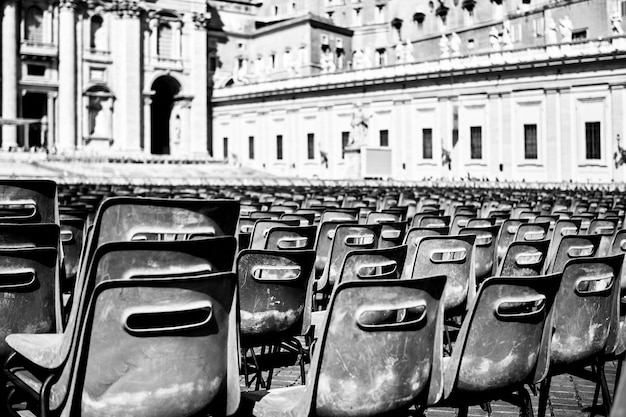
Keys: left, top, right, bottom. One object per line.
{"left": 450, "top": 214, "right": 473, "bottom": 235}
{"left": 314, "top": 219, "right": 357, "bottom": 278}
{"left": 547, "top": 234, "right": 602, "bottom": 274}
{"left": 459, "top": 225, "right": 501, "bottom": 285}
{"left": 264, "top": 225, "right": 317, "bottom": 251}
{"left": 310, "top": 276, "right": 447, "bottom": 415}
{"left": 546, "top": 219, "right": 581, "bottom": 270}
{"left": 0, "top": 246, "right": 58, "bottom": 359}
{"left": 378, "top": 221, "right": 407, "bottom": 249}
{"left": 320, "top": 224, "right": 382, "bottom": 293}
{"left": 237, "top": 249, "right": 315, "bottom": 346}
{"left": 466, "top": 218, "right": 496, "bottom": 228}
{"left": 587, "top": 218, "right": 619, "bottom": 256}
{"left": 550, "top": 255, "right": 623, "bottom": 368}
{"left": 366, "top": 211, "right": 401, "bottom": 225}
{"left": 408, "top": 235, "right": 476, "bottom": 313}
{"left": 0, "top": 179, "right": 58, "bottom": 224}
{"left": 67, "top": 272, "right": 239, "bottom": 417}
{"left": 337, "top": 245, "right": 407, "bottom": 285}
{"left": 497, "top": 240, "right": 550, "bottom": 277}
{"left": 249, "top": 219, "right": 299, "bottom": 249}
{"left": 514, "top": 222, "right": 550, "bottom": 242}
{"left": 417, "top": 215, "right": 450, "bottom": 229}
{"left": 280, "top": 212, "right": 315, "bottom": 226}
{"left": 60, "top": 217, "right": 85, "bottom": 285}
{"left": 443, "top": 274, "right": 562, "bottom": 400}
{"left": 495, "top": 219, "right": 529, "bottom": 265}
{"left": 410, "top": 210, "right": 445, "bottom": 228}
{"left": 320, "top": 209, "right": 358, "bottom": 224}
{"left": 0, "top": 223, "right": 59, "bottom": 248}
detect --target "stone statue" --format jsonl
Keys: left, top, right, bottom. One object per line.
{"left": 439, "top": 34, "right": 450, "bottom": 58}
{"left": 501, "top": 20, "right": 513, "bottom": 50}
{"left": 395, "top": 43, "right": 405, "bottom": 64}
{"left": 559, "top": 16, "right": 573, "bottom": 43}
{"left": 489, "top": 27, "right": 501, "bottom": 51}
{"left": 404, "top": 39, "right": 415, "bottom": 63}
{"left": 348, "top": 104, "right": 371, "bottom": 148}
{"left": 611, "top": 11, "right": 624, "bottom": 35}
{"left": 450, "top": 32, "right": 461, "bottom": 57}
{"left": 545, "top": 17, "right": 558, "bottom": 44}
{"left": 352, "top": 49, "right": 364, "bottom": 70}
{"left": 320, "top": 49, "right": 336, "bottom": 73}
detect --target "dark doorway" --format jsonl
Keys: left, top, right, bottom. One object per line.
{"left": 150, "top": 76, "right": 180, "bottom": 155}
{"left": 21, "top": 92, "right": 47, "bottom": 149}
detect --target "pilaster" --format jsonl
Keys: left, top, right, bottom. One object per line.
{"left": 57, "top": 0, "right": 78, "bottom": 150}
{"left": 1, "top": 0, "right": 18, "bottom": 149}
{"left": 189, "top": 12, "right": 209, "bottom": 155}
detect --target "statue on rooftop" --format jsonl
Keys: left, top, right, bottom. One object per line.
{"left": 489, "top": 27, "right": 501, "bottom": 51}
{"left": 404, "top": 39, "right": 415, "bottom": 63}
{"left": 395, "top": 43, "right": 405, "bottom": 64}
{"left": 502, "top": 20, "right": 513, "bottom": 50}
{"left": 440, "top": 34, "right": 450, "bottom": 58}
{"left": 450, "top": 32, "right": 461, "bottom": 57}
{"left": 559, "top": 16, "right": 573, "bottom": 43}
{"left": 348, "top": 104, "right": 371, "bottom": 148}
{"left": 611, "top": 10, "right": 624, "bottom": 35}
{"left": 545, "top": 17, "right": 558, "bottom": 44}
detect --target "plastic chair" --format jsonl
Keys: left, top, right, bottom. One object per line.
{"left": 264, "top": 225, "right": 317, "bottom": 251}
{"left": 538, "top": 255, "right": 624, "bottom": 417}
{"left": 497, "top": 240, "right": 550, "bottom": 277}
{"left": 450, "top": 214, "right": 473, "bottom": 235}
{"left": 0, "top": 180, "right": 58, "bottom": 224}
{"left": 6, "top": 272, "right": 239, "bottom": 417}
{"left": 237, "top": 249, "right": 316, "bottom": 389}
{"left": 337, "top": 245, "right": 407, "bottom": 285}
{"left": 365, "top": 211, "right": 401, "bottom": 225}
{"left": 545, "top": 219, "right": 581, "bottom": 272}
{"left": 546, "top": 234, "right": 602, "bottom": 274}
{"left": 0, "top": 224, "right": 60, "bottom": 249}
{"left": 495, "top": 219, "right": 529, "bottom": 265}
{"left": 280, "top": 212, "right": 315, "bottom": 226}
{"left": 59, "top": 216, "right": 86, "bottom": 291}
{"left": 459, "top": 225, "right": 500, "bottom": 286}
{"left": 587, "top": 218, "right": 619, "bottom": 256}
{"left": 313, "top": 219, "right": 357, "bottom": 280}
{"left": 238, "top": 276, "right": 447, "bottom": 417}
{"left": 514, "top": 222, "right": 550, "bottom": 243}
{"left": 378, "top": 221, "right": 407, "bottom": 249}
{"left": 249, "top": 219, "right": 299, "bottom": 250}
{"left": 438, "top": 273, "right": 562, "bottom": 417}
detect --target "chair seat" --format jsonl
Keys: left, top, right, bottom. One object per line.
{"left": 6, "top": 333, "right": 64, "bottom": 369}
{"left": 241, "top": 385, "right": 309, "bottom": 417}
{"left": 10, "top": 368, "right": 65, "bottom": 410}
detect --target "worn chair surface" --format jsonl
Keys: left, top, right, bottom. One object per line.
{"left": 0, "top": 223, "right": 60, "bottom": 249}
{"left": 237, "top": 249, "right": 315, "bottom": 346}
{"left": 587, "top": 218, "right": 619, "bottom": 257}
{"left": 441, "top": 273, "right": 561, "bottom": 407}
{"left": 249, "top": 219, "right": 300, "bottom": 250}
{"left": 546, "top": 219, "right": 581, "bottom": 272}
{"left": 378, "top": 221, "right": 407, "bottom": 249}
{"left": 459, "top": 225, "right": 501, "bottom": 285}
{"left": 495, "top": 219, "right": 529, "bottom": 265}
{"left": 240, "top": 276, "right": 447, "bottom": 417}
{"left": 547, "top": 234, "right": 602, "bottom": 274}
{"left": 313, "top": 219, "right": 357, "bottom": 279}
{"left": 264, "top": 225, "right": 317, "bottom": 251}
{"left": 0, "top": 180, "right": 58, "bottom": 224}
{"left": 337, "top": 245, "right": 407, "bottom": 285}
{"left": 497, "top": 239, "right": 550, "bottom": 277}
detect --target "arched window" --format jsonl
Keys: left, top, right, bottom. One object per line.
{"left": 157, "top": 23, "right": 173, "bottom": 57}
{"left": 90, "top": 15, "right": 105, "bottom": 49}
{"left": 25, "top": 6, "right": 44, "bottom": 43}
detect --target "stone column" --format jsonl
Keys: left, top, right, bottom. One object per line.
{"left": 57, "top": 0, "right": 78, "bottom": 151}
{"left": 112, "top": 0, "right": 142, "bottom": 152}
{"left": 189, "top": 13, "right": 209, "bottom": 155}
{"left": 2, "top": 0, "right": 18, "bottom": 150}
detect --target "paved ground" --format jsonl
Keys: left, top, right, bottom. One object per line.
{"left": 241, "top": 354, "right": 621, "bottom": 416}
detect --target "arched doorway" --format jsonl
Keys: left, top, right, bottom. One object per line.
{"left": 150, "top": 76, "right": 180, "bottom": 155}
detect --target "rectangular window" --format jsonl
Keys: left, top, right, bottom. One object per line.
{"left": 342, "top": 131, "right": 350, "bottom": 159}
{"left": 307, "top": 133, "right": 315, "bottom": 160}
{"left": 470, "top": 126, "right": 482, "bottom": 159}
{"left": 223, "top": 137, "right": 228, "bottom": 159}
{"left": 422, "top": 128, "right": 433, "bottom": 159}
{"left": 524, "top": 124, "right": 538, "bottom": 159}
{"left": 26, "top": 64, "right": 46, "bottom": 76}
{"left": 585, "top": 122, "right": 601, "bottom": 160}
{"left": 621, "top": 1, "right": 626, "bottom": 16}
{"left": 276, "top": 135, "right": 283, "bottom": 160}
{"left": 379, "top": 129, "right": 389, "bottom": 147}
{"left": 248, "top": 136, "right": 255, "bottom": 160}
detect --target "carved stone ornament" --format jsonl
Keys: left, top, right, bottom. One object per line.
{"left": 192, "top": 12, "right": 210, "bottom": 29}
{"left": 112, "top": 0, "right": 141, "bottom": 17}
{"left": 462, "top": 0, "right": 476, "bottom": 12}
{"left": 59, "top": 0, "right": 79, "bottom": 10}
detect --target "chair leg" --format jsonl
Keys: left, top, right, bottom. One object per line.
{"left": 598, "top": 359, "right": 612, "bottom": 416}
{"left": 519, "top": 387, "right": 534, "bottom": 417}
{"left": 615, "top": 357, "right": 623, "bottom": 399}
{"left": 456, "top": 406, "right": 469, "bottom": 417}
{"left": 537, "top": 375, "right": 552, "bottom": 417}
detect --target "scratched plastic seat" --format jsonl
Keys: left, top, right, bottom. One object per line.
{"left": 514, "top": 222, "right": 550, "bottom": 243}
{"left": 7, "top": 271, "right": 239, "bottom": 417}
{"left": 538, "top": 255, "right": 623, "bottom": 417}
{"left": 436, "top": 273, "right": 561, "bottom": 417}
{"left": 4, "top": 238, "right": 239, "bottom": 417}
{"left": 495, "top": 219, "right": 529, "bottom": 265}
{"left": 378, "top": 221, "right": 407, "bottom": 249}
{"left": 545, "top": 219, "right": 581, "bottom": 271}
{"left": 459, "top": 225, "right": 500, "bottom": 286}
{"left": 313, "top": 219, "right": 357, "bottom": 280}
{"left": 0, "top": 223, "right": 60, "bottom": 249}
{"left": 264, "top": 225, "right": 317, "bottom": 251}
{"left": 497, "top": 240, "right": 550, "bottom": 277}
{"left": 337, "top": 245, "right": 407, "bottom": 285}
{"left": 237, "top": 249, "right": 316, "bottom": 389}
{"left": 403, "top": 226, "right": 449, "bottom": 274}
{"left": 450, "top": 214, "right": 473, "bottom": 235}
{"left": 415, "top": 215, "right": 450, "bottom": 229}
{"left": 316, "top": 224, "right": 381, "bottom": 299}
{"left": 238, "top": 276, "right": 447, "bottom": 417}
{"left": 546, "top": 234, "right": 602, "bottom": 274}
{"left": 587, "top": 217, "right": 619, "bottom": 256}
{"left": 466, "top": 218, "right": 496, "bottom": 229}
{"left": 0, "top": 180, "right": 58, "bottom": 224}
{"left": 249, "top": 219, "right": 300, "bottom": 250}
{"left": 406, "top": 235, "right": 476, "bottom": 317}
{"left": 410, "top": 210, "right": 445, "bottom": 229}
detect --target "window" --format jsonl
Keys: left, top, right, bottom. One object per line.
{"left": 572, "top": 29, "right": 587, "bottom": 41}
{"left": 25, "top": 6, "right": 44, "bottom": 43}
{"left": 533, "top": 17, "right": 544, "bottom": 37}
{"left": 276, "top": 135, "right": 283, "bottom": 160}
{"left": 248, "top": 136, "right": 255, "bottom": 159}
{"left": 375, "top": 48, "right": 387, "bottom": 66}
{"left": 585, "top": 122, "right": 601, "bottom": 160}
{"left": 207, "top": 134, "right": 213, "bottom": 157}
{"left": 342, "top": 131, "right": 350, "bottom": 158}
{"left": 26, "top": 64, "right": 45, "bottom": 76}
{"left": 379, "top": 129, "right": 389, "bottom": 147}
{"left": 422, "top": 128, "right": 433, "bottom": 159}
{"left": 90, "top": 15, "right": 104, "bottom": 49}
{"left": 622, "top": 1, "right": 626, "bottom": 17}
{"left": 307, "top": 133, "right": 315, "bottom": 159}
{"left": 524, "top": 124, "right": 538, "bottom": 159}
{"left": 223, "top": 137, "right": 228, "bottom": 159}
{"left": 270, "top": 54, "right": 276, "bottom": 69}
{"left": 157, "top": 23, "right": 173, "bottom": 57}
{"left": 470, "top": 126, "right": 482, "bottom": 159}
